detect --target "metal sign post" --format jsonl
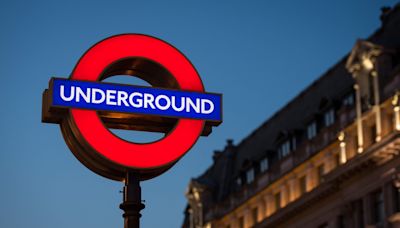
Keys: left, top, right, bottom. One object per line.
{"left": 120, "top": 173, "right": 145, "bottom": 228}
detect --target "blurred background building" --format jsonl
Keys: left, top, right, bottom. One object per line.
{"left": 183, "top": 4, "right": 400, "bottom": 228}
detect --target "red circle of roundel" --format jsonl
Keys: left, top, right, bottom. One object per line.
{"left": 70, "top": 34, "right": 205, "bottom": 169}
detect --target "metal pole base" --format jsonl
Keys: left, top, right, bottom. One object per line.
{"left": 120, "top": 173, "right": 145, "bottom": 228}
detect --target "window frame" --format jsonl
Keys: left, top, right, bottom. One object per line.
{"left": 324, "top": 108, "right": 335, "bottom": 127}
{"left": 274, "top": 192, "right": 281, "bottom": 210}
{"left": 343, "top": 93, "right": 354, "bottom": 106}
{"left": 299, "top": 175, "right": 307, "bottom": 195}
{"left": 317, "top": 164, "right": 325, "bottom": 185}
{"left": 371, "top": 190, "right": 385, "bottom": 224}
{"left": 260, "top": 157, "right": 269, "bottom": 173}
{"left": 278, "top": 139, "right": 291, "bottom": 158}
{"left": 246, "top": 168, "right": 255, "bottom": 184}
{"left": 307, "top": 121, "right": 317, "bottom": 140}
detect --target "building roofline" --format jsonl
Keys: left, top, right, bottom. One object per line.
{"left": 234, "top": 3, "right": 400, "bottom": 151}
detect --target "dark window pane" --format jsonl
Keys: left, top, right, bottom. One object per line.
{"left": 394, "top": 184, "right": 400, "bottom": 212}
{"left": 239, "top": 216, "right": 244, "bottom": 228}
{"left": 299, "top": 176, "right": 307, "bottom": 195}
{"left": 338, "top": 214, "right": 345, "bottom": 228}
{"left": 318, "top": 222, "right": 328, "bottom": 228}
{"left": 372, "top": 190, "right": 384, "bottom": 224}
{"left": 252, "top": 207, "right": 258, "bottom": 224}
{"left": 317, "top": 164, "right": 325, "bottom": 185}
{"left": 275, "top": 192, "right": 281, "bottom": 210}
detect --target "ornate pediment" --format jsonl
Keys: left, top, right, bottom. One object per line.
{"left": 346, "top": 40, "right": 383, "bottom": 76}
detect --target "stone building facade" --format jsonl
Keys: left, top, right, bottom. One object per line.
{"left": 183, "top": 4, "right": 400, "bottom": 228}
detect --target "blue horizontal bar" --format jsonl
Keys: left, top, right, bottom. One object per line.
{"left": 51, "top": 78, "right": 222, "bottom": 122}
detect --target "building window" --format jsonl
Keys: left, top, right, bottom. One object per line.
{"left": 307, "top": 121, "right": 317, "bottom": 140}
{"left": 274, "top": 192, "right": 281, "bottom": 210}
{"left": 334, "top": 153, "right": 341, "bottom": 167}
{"left": 317, "top": 164, "right": 325, "bottom": 185}
{"left": 354, "top": 136, "right": 359, "bottom": 154}
{"left": 338, "top": 214, "right": 345, "bottom": 228}
{"left": 393, "top": 184, "right": 400, "bottom": 212}
{"left": 236, "top": 177, "right": 242, "bottom": 186}
{"left": 252, "top": 207, "right": 258, "bottom": 224}
{"left": 278, "top": 140, "right": 291, "bottom": 158}
{"left": 246, "top": 168, "right": 255, "bottom": 184}
{"left": 299, "top": 175, "right": 307, "bottom": 195}
{"left": 343, "top": 93, "right": 354, "bottom": 106}
{"left": 324, "top": 109, "right": 335, "bottom": 127}
{"left": 292, "top": 136, "right": 297, "bottom": 151}
{"left": 238, "top": 216, "right": 244, "bottom": 228}
{"left": 353, "top": 199, "right": 364, "bottom": 228}
{"left": 372, "top": 190, "right": 385, "bottom": 224}
{"left": 260, "top": 158, "right": 269, "bottom": 172}
{"left": 317, "top": 222, "right": 328, "bottom": 228}
{"left": 370, "top": 124, "right": 377, "bottom": 143}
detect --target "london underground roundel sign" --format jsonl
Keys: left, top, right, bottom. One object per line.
{"left": 42, "top": 34, "right": 222, "bottom": 181}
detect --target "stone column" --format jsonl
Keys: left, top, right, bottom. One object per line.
{"left": 346, "top": 40, "right": 383, "bottom": 153}
{"left": 256, "top": 197, "right": 266, "bottom": 223}
{"left": 306, "top": 164, "right": 315, "bottom": 191}
{"left": 189, "top": 208, "right": 194, "bottom": 228}
{"left": 338, "top": 132, "right": 347, "bottom": 164}
{"left": 263, "top": 194, "right": 270, "bottom": 217}
{"left": 354, "top": 84, "right": 364, "bottom": 153}
{"left": 229, "top": 214, "right": 239, "bottom": 228}
{"left": 389, "top": 173, "right": 400, "bottom": 227}
{"left": 363, "top": 194, "right": 372, "bottom": 226}
{"left": 393, "top": 94, "right": 400, "bottom": 131}
{"left": 288, "top": 176, "right": 298, "bottom": 202}
{"left": 280, "top": 184, "right": 289, "bottom": 207}
{"left": 243, "top": 207, "right": 251, "bottom": 228}
{"left": 371, "top": 70, "right": 382, "bottom": 142}
{"left": 264, "top": 193, "right": 274, "bottom": 216}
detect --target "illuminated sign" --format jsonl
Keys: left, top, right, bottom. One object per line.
{"left": 42, "top": 34, "right": 222, "bottom": 181}
{"left": 51, "top": 78, "right": 222, "bottom": 121}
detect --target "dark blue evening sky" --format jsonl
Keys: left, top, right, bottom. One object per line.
{"left": 0, "top": 1, "right": 398, "bottom": 227}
